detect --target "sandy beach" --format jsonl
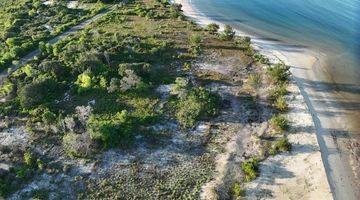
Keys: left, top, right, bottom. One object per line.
{"left": 173, "top": 0, "right": 360, "bottom": 199}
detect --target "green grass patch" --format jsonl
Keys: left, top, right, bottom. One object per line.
{"left": 241, "top": 157, "right": 260, "bottom": 182}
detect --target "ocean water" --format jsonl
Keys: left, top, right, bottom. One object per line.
{"left": 191, "top": 0, "right": 360, "bottom": 83}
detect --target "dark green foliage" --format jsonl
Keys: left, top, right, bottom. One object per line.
{"left": 18, "top": 77, "right": 65, "bottom": 109}
{"left": 87, "top": 110, "right": 135, "bottom": 148}
{"left": 175, "top": 87, "right": 220, "bottom": 128}
{"left": 0, "top": 0, "right": 99, "bottom": 72}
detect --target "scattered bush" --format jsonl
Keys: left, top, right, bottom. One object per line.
{"left": 268, "top": 84, "right": 287, "bottom": 102}
{"left": 253, "top": 53, "right": 270, "bottom": 65}
{"left": 234, "top": 36, "right": 251, "bottom": 49}
{"left": 170, "top": 77, "right": 190, "bottom": 98}
{"left": 274, "top": 96, "right": 288, "bottom": 112}
{"left": 219, "top": 25, "right": 235, "bottom": 41}
{"left": 274, "top": 137, "right": 292, "bottom": 152}
{"left": 169, "top": 3, "right": 183, "bottom": 19}
{"left": 241, "top": 157, "right": 260, "bottom": 182}
{"left": 269, "top": 137, "right": 292, "bottom": 156}
{"left": 267, "top": 63, "right": 290, "bottom": 84}
{"left": 18, "top": 77, "right": 65, "bottom": 109}
{"left": 63, "top": 132, "right": 96, "bottom": 157}
{"left": 270, "top": 114, "right": 289, "bottom": 131}
{"left": 176, "top": 87, "right": 220, "bottom": 128}
{"left": 189, "top": 34, "right": 203, "bottom": 56}
{"left": 205, "top": 23, "right": 220, "bottom": 34}
{"left": 119, "top": 69, "right": 142, "bottom": 92}
{"left": 24, "top": 152, "right": 35, "bottom": 167}
{"left": 87, "top": 110, "right": 135, "bottom": 148}
{"left": 232, "top": 182, "right": 245, "bottom": 197}
{"left": 248, "top": 73, "right": 261, "bottom": 88}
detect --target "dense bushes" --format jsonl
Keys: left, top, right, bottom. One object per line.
{"left": 175, "top": 87, "right": 220, "bottom": 128}
{"left": 0, "top": 0, "right": 99, "bottom": 72}
{"left": 87, "top": 111, "right": 135, "bottom": 148}
{"left": 18, "top": 77, "right": 65, "bottom": 109}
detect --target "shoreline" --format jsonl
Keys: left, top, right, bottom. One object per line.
{"left": 174, "top": 0, "right": 359, "bottom": 199}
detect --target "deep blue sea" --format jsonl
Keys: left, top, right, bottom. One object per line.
{"left": 191, "top": 0, "right": 360, "bottom": 82}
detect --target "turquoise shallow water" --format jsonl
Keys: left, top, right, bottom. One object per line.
{"left": 191, "top": 0, "right": 360, "bottom": 82}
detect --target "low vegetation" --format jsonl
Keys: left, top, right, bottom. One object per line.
{"left": 232, "top": 182, "right": 245, "bottom": 198}
{"left": 269, "top": 137, "right": 292, "bottom": 156}
{"left": 0, "top": 0, "right": 107, "bottom": 72}
{"left": 0, "top": 0, "right": 295, "bottom": 198}
{"left": 219, "top": 24, "right": 235, "bottom": 41}
{"left": 241, "top": 157, "right": 260, "bottom": 182}
{"left": 270, "top": 114, "right": 289, "bottom": 131}
{"left": 206, "top": 23, "right": 220, "bottom": 34}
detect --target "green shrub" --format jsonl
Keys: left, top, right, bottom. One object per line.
{"left": 267, "top": 63, "right": 290, "bottom": 85}
{"left": 269, "top": 137, "right": 292, "bottom": 156}
{"left": 268, "top": 84, "right": 287, "bottom": 102}
{"left": 275, "top": 137, "right": 292, "bottom": 152}
{"left": 270, "top": 115, "right": 289, "bottom": 131}
{"left": 88, "top": 110, "right": 135, "bottom": 148}
{"left": 274, "top": 96, "right": 288, "bottom": 112}
{"left": 75, "top": 71, "right": 93, "bottom": 93}
{"left": 253, "top": 53, "right": 270, "bottom": 65}
{"left": 0, "top": 81, "right": 14, "bottom": 97}
{"left": 24, "top": 152, "right": 35, "bottom": 166}
{"left": 248, "top": 73, "right": 261, "bottom": 88}
{"left": 169, "top": 3, "right": 183, "bottom": 19}
{"left": 18, "top": 77, "right": 65, "bottom": 109}
{"left": 234, "top": 36, "right": 251, "bottom": 49}
{"left": 176, "top": 87, "right": 220, "bottom": 128}
{"left": 189, "top": 34, "right": 203, "bottom": 56}
{"left": 219, "top": 25, "right": 235, "bottom": 41}
{"left": 206, "top": 23, "right": 220, "bottom": 34}
{"left": 232, "top": 182, "right": 245, "bottom": 197}
{"left": 189, "top": 34, "right": 203, "bottom": 46}
{"left": 241, "top": 157, "right": 260, "bottom": 182}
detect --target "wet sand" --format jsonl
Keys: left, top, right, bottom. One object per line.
{"left": 173, "top": 0, "right": 360, "bottom": 199}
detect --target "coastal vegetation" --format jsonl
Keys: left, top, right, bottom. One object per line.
{"left": 0, "top": 0, "right": 107, "bottom": 72}
{"left": 0, "top": 0, "right": 293, "bottom": 198}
